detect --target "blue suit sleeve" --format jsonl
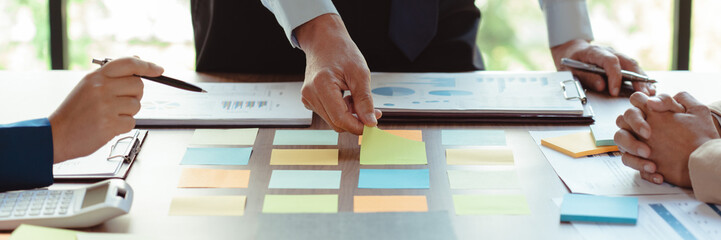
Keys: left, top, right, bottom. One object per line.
{"left": 0, "top": 118, "right": 54, "bottom": 192}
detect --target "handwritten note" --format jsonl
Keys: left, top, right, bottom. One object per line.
{"left": 178, "top": 168, "right": 250, "bottom": 188}
{"left": 181, "top": 147, "right": 252, "bottom": 165}
{"left": 169, "top": 196, "right": 246, "bottom": 216}
{"left": 262, "top": 194, "right": 338, "bottom": 213}
{"left": 452, "top": 194, "right": 530, "bottom": 215}
{"left": 269, "top": 149, "right": 338, "bottom": 165}
{"left": 190, "top": 128, "right": 258, "bottom": 145}
{"left": 273, "top": 130, "right": 338, "bottom": 145}
{"left": 445, "top": 148, "right": 514, "bottom": 165}
{"left": 353, "top": 195, "right": 428, "bottom": 213}
{"left": 359, "top": 127, "right": 427, "bottom": 165}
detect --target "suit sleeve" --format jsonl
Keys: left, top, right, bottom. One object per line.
{"left": 260, "top": 0, "right": 339, "bottom": 48}
{"left": 539, "top": 0, "right": 594, "bottom": 47}
{"left": 687, "top": 101, "right": 721, "bottom": 204}
{"left": 0, "top": 118, "right": 54, "bottom": 192}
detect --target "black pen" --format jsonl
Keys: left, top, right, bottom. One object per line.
{"left": 561, "top": 58, "right": 657, "bottom": 83}
{"left": 92, "top": 58, "right": 207, "bottom": 93}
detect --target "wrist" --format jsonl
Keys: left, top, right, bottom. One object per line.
{"left": 294, "top": 13, "right": 348, "bottom": 52}
{"left": 48, "top": 113, "right": 68, "bottom": 163}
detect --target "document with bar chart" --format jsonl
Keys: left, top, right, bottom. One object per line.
{"left": 369, "top": 71, "right": 592, "bottom": 123}
{"left": 136, "top": 82, "right": 311, "bottom": 126}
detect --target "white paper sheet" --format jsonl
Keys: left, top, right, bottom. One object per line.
{"left": 530, "top": 130, "right": 685, "bottom": 195}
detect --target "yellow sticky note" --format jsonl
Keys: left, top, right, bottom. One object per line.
{"left": 178, "top": 168, "right": 250, "bottom": 188}
{"left": 270, "top": 149, "right": 338, "bottom": 165}
{"left": 262, "top": 194, "right": 338, "bottom": 213}
{"left": 358, "top": 130, "right": 422, "bottom": 145}
{"left": 169, "top": 196, "right": 246, "bottom": 216}
{"left": 541, "top": 131, "right": 619, "bottom": 158}
{"left": 9, "top": 224, "right": 77, "bottom": 240}
{"left": 360, "top": 127, "right": 427, "bottom": 165}
{"left": 353, "top": 195, "right": 428, "bottom": 213}
{"left": 445, "top": 148, "right": 514, "bottom": 165}
{"left": 191, "top": 128, "right": 258, "bottom": 145}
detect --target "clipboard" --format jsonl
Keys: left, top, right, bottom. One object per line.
{"left": 53, "top": 130, "right": 148, "bottom": 181}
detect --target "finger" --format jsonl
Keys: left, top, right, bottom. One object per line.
{"left": 647, "top": 93, "right": 685, "bottom": 113}
{"left": 315, "top": 85, "right": 365, "bottom": 134}
{"left": 347, "top": 69, "right": 378, "bottom": 126}
{"left": 614, "top": 128, "right": 651, "bottom": 158}
{"left": 570, "top": 69, "right": 606, "bottom": 92}
{"left": 623, "top": 107, "right": 650, "bottom": 139}
{"left": 374, "top": 109, "right": 383, "bottom": 119}
{"left": 101, "top": 57, "right": 164, "bottom": 78}
{"left": 105, "top": 76, "right": 145, "bottom": 99}
{"left": 629, "top": 92, "right": 650, "bottom": 110}
{"left": 575, "top": 47, "right": 623, "bottom": 96}
{"left": 673, "top": 91, "right": 706, "bottom": 113}
{"left": 621, "top": 152, "right": 656, "bottom": 173}
{"left": 640, "top": 171, "right": 665, "bottom": 184}
{"left": 114, "top": 96, "right": 142, "bottom": 116}
{"left": 613, "top": 52, "right": 653, "bottom": 96}
{"left": 304, "top": 93, "right": 344, "bottom": 132}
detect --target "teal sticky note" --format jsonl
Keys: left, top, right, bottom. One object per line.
{"left": 560, "top": 193, "right": 638, "bottom": 224}
{"left": 441, "top": 130, "right": 506, "bottom": 146}
{"left": 590, "top": 124, "right": 616, "bottom": 146}
{"left": 358, "top": 169, "right": 429, "bottom": 189}
{"left": 273, "top": 130, "right": 339, "bottom": 145}
{"left": 181, "top": 147, "right": 252, "bottom": 165}
{"left": 268, "top": 170, "right": 342, "bottom": 189}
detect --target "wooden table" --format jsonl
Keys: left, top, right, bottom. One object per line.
{"left": 0, "top": 71, "right": 719, "bottom": 239}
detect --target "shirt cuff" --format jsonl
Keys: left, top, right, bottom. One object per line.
{"left": 540, "top": 0, "right": 595, "bottom": 47}
{"left": 261, "top": 0, "right": 339, "bottom": 48}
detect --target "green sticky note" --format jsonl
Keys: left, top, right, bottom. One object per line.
{"left": 273, "top": 130, "right": 338, "bottom": 145}
{"left": 452, "top": 194, "right": 530, "bottom": 215}
{"left": 447, "top": 170, "right": 520, "bottom": 189}
{"left": 359, "top": 126, "right": 427, "bottom": 165}
{"left": 262, "top": 194, "right": 338, "bottom": 213}
{"left": 442, "top": 130, "right": 506, "bottom": 146}
{"left": 590, "top": 124, "right": 616, "bottom": 146}
{"left": 10, "top": 224, "right": 77, "bottom": 240}
{"left": 191, "top": 128, "right": 258, "bottom": 145}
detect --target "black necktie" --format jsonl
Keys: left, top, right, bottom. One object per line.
{"left": 388, "top": 0, "right": 439, "bottom": 62}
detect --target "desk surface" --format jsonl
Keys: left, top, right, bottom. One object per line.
{"left": 0, "top": 71, "right": 719, "bottom": 239}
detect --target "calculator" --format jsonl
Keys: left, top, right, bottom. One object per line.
{"left": 0, "top": 179, "right": 133, "bottom": 230}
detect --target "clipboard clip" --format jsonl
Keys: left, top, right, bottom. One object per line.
{"left": 561, "top": 79, "right": 587, "bottom": 104}
{"left": 107, "top": 131, "right": 141, "bottom": 163}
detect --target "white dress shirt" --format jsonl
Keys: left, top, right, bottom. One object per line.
{"left": 262, "top": 0, "right": 593, "bottom": 48}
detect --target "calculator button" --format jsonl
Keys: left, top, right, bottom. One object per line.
{"left": 28, "top": 209, "right": 41, "bottom": 216}
{"left": 13, "top": 210, "right": 27, "bottom": 217}
{"left": 43, "top": 208, "right": 56, "bottom": 215}
{"left": 6, "top": 193, "right": 18, "bottom": 198}
{"left": 0, "top": 210, "right": 11, "bottom": 218}
{"left": 58, "top": 207, "right": 68, "bottom": 215}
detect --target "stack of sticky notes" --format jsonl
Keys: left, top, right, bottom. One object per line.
{"left": 590, "top": 123, "right": 617, "bottom": 146}
{"left": 541, "top": 131, "right": 619, "bottom": 158}
{"left": 560, "top": 193, "right": 638, "bottom": 224}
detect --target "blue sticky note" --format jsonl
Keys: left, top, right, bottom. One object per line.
{"left": 268, "top": 170, "right": 342, "bottom": 189}
{"left": 273, "top": 130, "right": 339, "bottom": 145}
{"left": 441, "top": 130, "right": 506, "bottom": 146}
{"left": 560, "top": 193, "right": 638, "bottom": 224}
{"left": 358, "top": 169, "right": 430, "bottom": 189}
{"left": 181, "top": 147, "right": 252, "bottom": 165}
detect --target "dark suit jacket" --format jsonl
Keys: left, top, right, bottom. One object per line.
{"left": 0, "top": 118, "right": 54, "bottom": 192}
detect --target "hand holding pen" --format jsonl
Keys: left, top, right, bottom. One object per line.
{"left": 92, "top": 58, "right": 207, "bottom": 93}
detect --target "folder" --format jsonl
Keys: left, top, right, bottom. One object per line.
{"left": 53, "top": 130, "right": 147, "bottom": 180}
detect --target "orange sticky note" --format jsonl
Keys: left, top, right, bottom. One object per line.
{"left": 178, "top": 168, "right": 250, "bottom": 188}
{"left": 353, "top": 195, "right": 428, "bottom": 213}
{"left": 541, "top": 131, "right": 619, "bottom": 158}
{"left": 446, "top": 148, "right": 514, "bottom": 165}
{"left": 270, "top": 149, "right": 338, "bottom": 165}
{"left": 358, "top": 130, "right": 422, "bottom": 145}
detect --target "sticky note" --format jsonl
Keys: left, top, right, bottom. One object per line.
{"left": 541, "top": 131, "right": 619, "bottom": 158}
{"left": 169, "top": 196, "right": 246, "bottom": 216}
{"left": 273, "top": 130, "right": 338, "bottom": 145}
{"left": 190, "top": 128, "right": 258, "bottom": 145}
{"left": 590, "top": 124, "right": 617, "bottom": 146}
{"left": 442, "top": 130, "right": 506, "bottom": 146}
{"left": 178, "top": 168, "right": 250, "bottom": 188}
{"left": 445, "top": 148, "right": 514, "bottom": 165}
{"left": 181, "top": 147, "right": 252, "bottom": 165}
{"left": 268, "top": 170, "right": 342, "bottom": 189}
{"left": 452, "top": 194, "right": 530, "bottom": 215}
{"left": 269, "top": 149, "right": 338, "bottom": 165}
{"left": 447, "top": 170, "right": 520, "bottom": 189}
{"left": 262, "top": 194, "right": 338, "bottom": 213}
{"left": 358, "top": 169, "right": 430, "bottom": 189}
{"left": 353, "top": 195, "right": 428, "bottom": 213}
{"left": 359, "top": 130, "right": 422, "bottom": 145}
{"left": 9, "top": 224, "right": 77, "bottom": 240}
{"left": 359, "top": 127, "right": 427, "bottom": 165}
{"left": 560, "top": 193, "right": 638, "bottom": 224}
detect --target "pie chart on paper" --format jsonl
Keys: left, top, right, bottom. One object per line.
{"left": 372, "top": 87, "right": 415, "bottom": 96}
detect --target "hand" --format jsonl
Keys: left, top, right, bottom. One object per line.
{"left": 551, "top": 39, "right": 656, "bottom": 97}
{"left": 49, "top": 57, "right": 163, "bottom": 163}
{"left": 294, "top": 13, "right": 382, "bottom": 135}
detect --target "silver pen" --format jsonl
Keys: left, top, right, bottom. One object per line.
{"left": 561, "top": 58, "right": 657, "bottom": 83}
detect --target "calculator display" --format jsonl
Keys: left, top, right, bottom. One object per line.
{"left": 81, "top": 184, "right": 108, "bottom": 209}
